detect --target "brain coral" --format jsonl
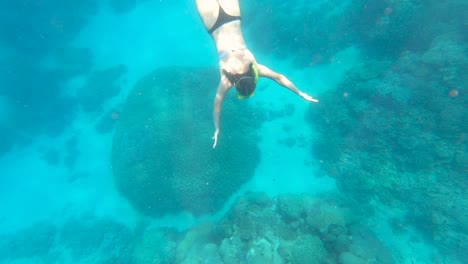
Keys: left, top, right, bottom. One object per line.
{"left": 111, "top": 67, "right": 263, "bottom": 216}
{"left": 292, "top": 234, "right": 327, "bottom": 264}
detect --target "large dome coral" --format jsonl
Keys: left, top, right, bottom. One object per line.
{"left": 111, "top": 67, "right": 263, "bottom": 216}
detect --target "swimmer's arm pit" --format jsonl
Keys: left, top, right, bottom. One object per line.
{"left": 256, "top": 64, "right": 319, "bottom": 102}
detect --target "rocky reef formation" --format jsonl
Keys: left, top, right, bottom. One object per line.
{"left": 132, "top": 192, "right": 394, "bottom": 264}
{"left": 244, "top": 0, "right": 355, "bottom": 67}
{"left": 307, "top": 34, "right": 467, "bottom": 262}
{"left": 244, "top": 0, "right": 466, "bottom": 66}
{"left": 0, "top": 1, "right": 98, "bottom": 156}
{"left": 0, "top": 214, "right": 134, "bottom": 263}
{"left": 111, "top": 67, "right": 264, "bottom": 216}
{"left": 1, "top": 193, "right": 395, "bottom": 263}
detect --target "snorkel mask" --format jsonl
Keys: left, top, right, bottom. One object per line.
{"left": 224, "top": 63, "right": 259, "bottom": 99}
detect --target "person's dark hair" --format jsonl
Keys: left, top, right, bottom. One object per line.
{"left": 223, "top": 63, "right": 257, "bottom": 97}
{"left": 235, "top": 76, "right": 256, "bottom": 96}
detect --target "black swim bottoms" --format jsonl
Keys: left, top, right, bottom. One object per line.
{"left": 208, "top": 5, "right": 241, "bottom": 34}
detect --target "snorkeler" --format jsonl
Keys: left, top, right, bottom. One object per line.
{"left": 196, "top": 0, "right": 318, "bottom": 148}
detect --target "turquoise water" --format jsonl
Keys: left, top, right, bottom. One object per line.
{"left": 0, "top": 0, "right": 466, "bottom": 263}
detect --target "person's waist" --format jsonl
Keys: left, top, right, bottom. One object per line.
{"left": 218, "top": 45, "right": 247, "bottom": 60}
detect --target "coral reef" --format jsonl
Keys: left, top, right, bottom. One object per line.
{"left": 0, "top": 1, "right": 97, "bottom": 54}
{"left": 175, "top": 222, "right": 219, "bottom": 262}
{"left": 111, "top": 67, "right": 264, "bottom": 216}
{"left": 0, "top": 214, "right": 133, "bottom": 263}
{"left": 339, "top": 251, "right": 366, "bottom": 264}
{"left": 0, "top": 1, "right": 98, "bottom": 156}
{"left": 211, "top": 192, "right": 392, "bottom": 264}
{"left": 307, "top": 33, "right": 467, "bottom": 262}
{"left": 358, "top": 0, "right": 430, "bottom": 56}
{"left": 0, "top": 53, "right": 79, "bottom": 138}
{"left": 0, "top": 192, "right": 395, "bottom": 263}
{"left": 292, "top": 234, "right": 327, "bottom": 264}
{"left": 59, "top": 214, "right": 134, "bottom": 262}
{"left": 244, "top": 0, "right": 466, "bottom": 66}
{"left": 244, "top": 0, "right": 355, "bottom": 67}
{"left": 0, "top": 222, "right": 57, "bottom": 263}
{"left": 132, "top": 225, "right": 176, "bottom": 263}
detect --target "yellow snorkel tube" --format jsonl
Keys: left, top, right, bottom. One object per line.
{"left": 252, "top": 63, "right": 259, "bottom": 83}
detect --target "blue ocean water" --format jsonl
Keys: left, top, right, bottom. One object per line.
{"left": 0, "top": 0, "right": 466, "bottom": 263}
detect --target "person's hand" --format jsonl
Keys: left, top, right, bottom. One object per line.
{"left": 212, "top": 129, "right": 219, "bottom": 148}
{"left": 299, "top": 92, "right": 319, "bottom": 103}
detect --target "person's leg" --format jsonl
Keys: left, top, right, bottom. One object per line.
{"left": 196, "top": 0, "right": 219, "bottom": 30}
{"left": 218, "top": 0, "right": 240, "bottom": 14}
{"left": 196, "top": 0, "right": 241, "bottom": 30}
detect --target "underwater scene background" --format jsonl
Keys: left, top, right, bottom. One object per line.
{"left": 0, "top": 0, "right": 466, "bottom": 263}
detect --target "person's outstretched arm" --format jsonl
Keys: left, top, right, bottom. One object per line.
{"left": 212, "top": 76, "right": 231, "bottom": 148}
{"left": 256, "top": 64, "right": 319, "bottom": 102}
